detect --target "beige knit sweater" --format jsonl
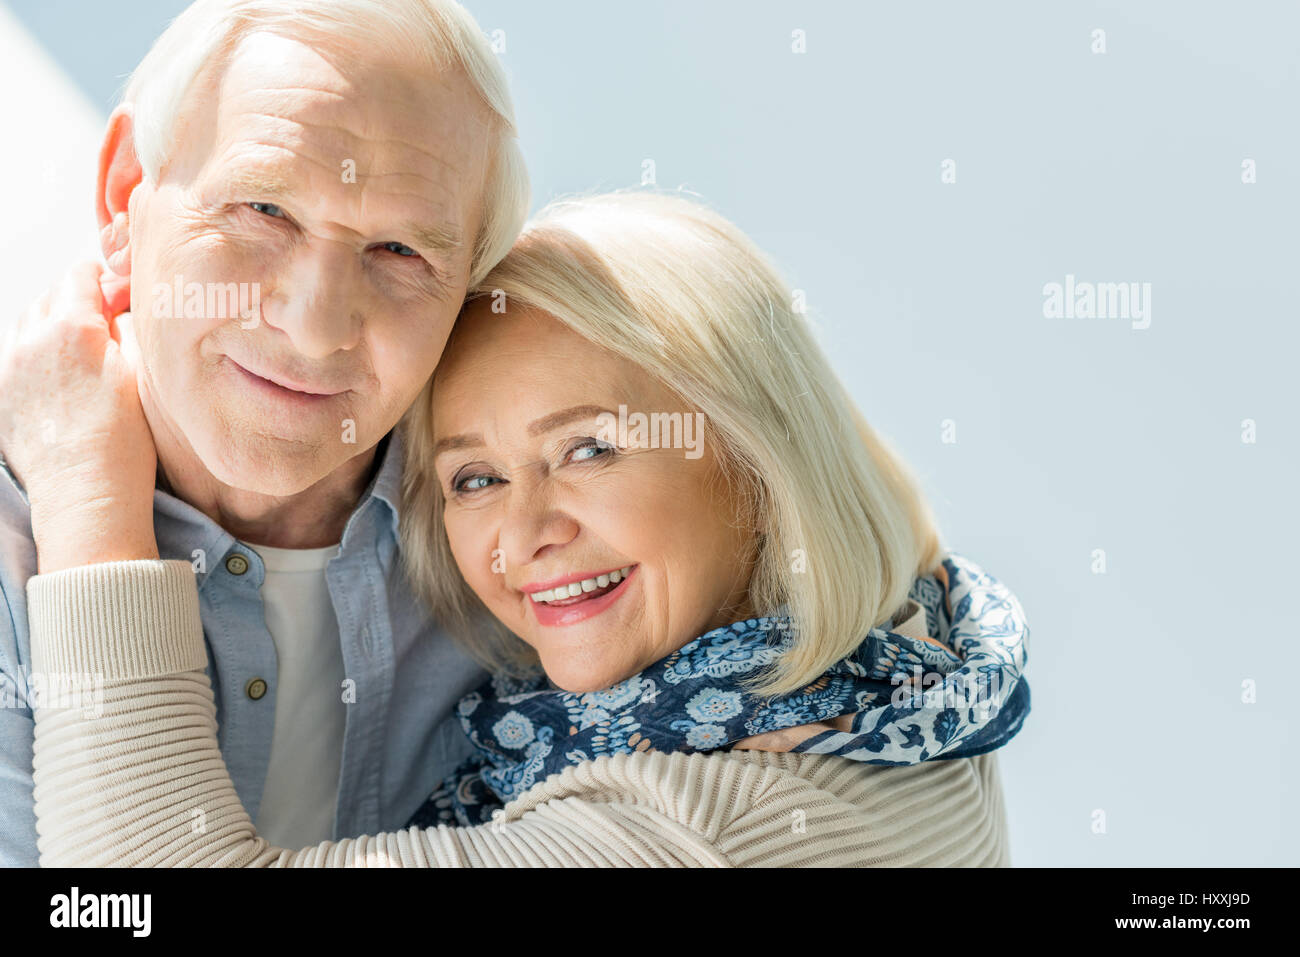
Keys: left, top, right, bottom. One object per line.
{"left": 27, "top": 560, "right": 1012, "bottom": 867}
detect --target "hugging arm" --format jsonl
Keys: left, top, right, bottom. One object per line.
{"left": 27, "top": 560, "right": 1008, "bottom": 868}
{"left": 26, "top": 561, "right": 778, "bottom": 867}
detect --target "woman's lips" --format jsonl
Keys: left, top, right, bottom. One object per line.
{"left": 529, "top": 564, "right": 638, "bottom": 628}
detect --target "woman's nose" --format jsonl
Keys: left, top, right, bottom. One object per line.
{"left": 497, "top": 484, "right": 581, "bottom": 568}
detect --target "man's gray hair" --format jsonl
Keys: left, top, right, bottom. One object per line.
{"left": 123, "top": 0, "right": 529, "bottom": 287}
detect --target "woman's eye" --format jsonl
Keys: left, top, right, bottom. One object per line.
{"left": 248, "top": 202, "right": 286, "bottom": 218}
{"left": 566, "top": 438, "right": 615, "bottom": 464}
{"left": 382, "top": 241, "right": 419, "bottom": 258}
{"left": 453, "top": 473, "right": 500, "bottom": 494}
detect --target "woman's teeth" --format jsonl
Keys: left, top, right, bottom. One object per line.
{"left": 529, "top": 566, "right": 634, "bottom": 604}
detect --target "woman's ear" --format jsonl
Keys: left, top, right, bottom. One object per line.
{"left": 96, "top": 103, "right": 142, "bottom": 278}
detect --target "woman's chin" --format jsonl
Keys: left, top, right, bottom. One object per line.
{"left": 537, "top": 656, "right": 630, "bottom": 695}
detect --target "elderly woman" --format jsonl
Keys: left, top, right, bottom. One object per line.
{"left": 17, "top": 191, "right": 1029, "bottom": 866}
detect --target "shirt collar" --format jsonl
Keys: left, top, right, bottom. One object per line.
{"left": 364, "top": 425, "right": 404, "bottom": 539}
{"left": 162, "top": 427, "right": 405, "bottom": 582}
{"left": 0, "top": 426, "right": 406, "bottom": 569}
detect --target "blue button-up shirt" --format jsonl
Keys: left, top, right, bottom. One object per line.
{"left": 0, "top": 426, "right": 486, "bottom": 866}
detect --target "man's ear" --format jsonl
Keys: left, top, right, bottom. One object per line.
{"left": 96, "top": 103, "right": 142, "bottom": 276}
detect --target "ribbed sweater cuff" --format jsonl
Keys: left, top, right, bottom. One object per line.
{"left": 26, "top": 559, "right": 207, "bottom": 680}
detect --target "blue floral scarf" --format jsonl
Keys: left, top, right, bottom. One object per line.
{"left": 406, "top": 550, "right": 1030, "bottom": 827}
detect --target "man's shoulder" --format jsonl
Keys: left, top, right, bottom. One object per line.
{"left": 0, "top": 454, "right": 37, "bottom": 571}
{"left": 0, "top": 453, "right": 29, "bottom": 513}
{"left": 0, "top": 454, "right": 39, "bottom": 667}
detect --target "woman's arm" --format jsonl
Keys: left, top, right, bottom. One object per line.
{"left": 27, "top": 561, "right": 716, "bottom": 865}
{"left": 0, "top": 263, "right": 159, "bottom": 573}
{"left": 28, "top": 561, "right": 811, "bottom": 867}
{"left": 29, "top": 561, "right": 1009, "bottom": 867}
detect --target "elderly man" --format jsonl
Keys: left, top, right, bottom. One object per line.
{"left": 0, "top": 0, "right": 529, "bottom": 866}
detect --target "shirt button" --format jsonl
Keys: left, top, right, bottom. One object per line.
{"left": 225, "top": 553, "right": 249, "bottom": 575}
{"left": 245, "top": 677, "right": 268, "bottom": 700}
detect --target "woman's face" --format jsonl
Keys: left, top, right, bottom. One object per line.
{"left": 431, "top": 299, "right": 758, "bottom": 693}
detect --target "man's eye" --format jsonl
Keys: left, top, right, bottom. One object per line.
{"left": 382, "top": 241, "right": 419, "bottom": 258}
{"left": 248, "top": 202, "right": 286, "bottom": 218}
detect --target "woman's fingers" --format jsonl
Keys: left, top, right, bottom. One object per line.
{"left": 116, "top": 311, "right": 142, "bottom": 378}
{"left": 6, "top": 263, "right": 107, "bottom": 363}
{"left": 0, "top": 262, "right": 157, "bottom": 530}
{"left": 46, "top": 261, "right": 110, "bottom": 334}
{"left": 101, "top": 270, "right": 132, "bottom": 328}
{"left": 6, "top": 287, "right": 50, "bottom": 351}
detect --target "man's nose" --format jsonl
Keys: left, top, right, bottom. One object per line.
{"left": 260, "top": 243, "right": 363, "bottom": 358}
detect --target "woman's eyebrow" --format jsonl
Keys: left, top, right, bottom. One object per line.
{"left": 433, "top": 432, "right": 483, "bottom": 458}
{"left": 526, "top": 405, "right": 613, "bottom": 437}
{"left": 432, "top": 405, "right": 613, "bottom": 459}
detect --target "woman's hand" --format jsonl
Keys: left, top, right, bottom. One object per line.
{"left": 0, "top": 262, "right": 159, "bottom": 572}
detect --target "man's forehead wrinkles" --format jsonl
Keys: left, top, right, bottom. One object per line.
{"left": 228, "top": 108, "right": 472, "bottom": 181}
{"left": 362, "top": 174, "right": 463, "bottom": 217}
{"left": 221, "top": 134, "right": 457, "bottom": 198}
{"left": 239, "top": 84, "right": 352, "bottom": 101}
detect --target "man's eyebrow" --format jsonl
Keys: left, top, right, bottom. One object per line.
{"left": 432, "top": 406, "right": 615, "bottom": 459}
{"left": 407, "top": 221, "right": 463, "bottom": 255}
{"left": 219, "top": 169, "right": 298, "bottom": 199}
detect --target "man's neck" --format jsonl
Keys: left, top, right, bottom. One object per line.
{"left": 154, "top": 439, "right": 381, "bottom": 549}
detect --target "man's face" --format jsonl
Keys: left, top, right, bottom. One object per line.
{"left": 127, "top": 31, "right": 493, "bottom": 494}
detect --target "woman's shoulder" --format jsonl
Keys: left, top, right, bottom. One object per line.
{"left": 717, "top": 749, "right": 1011, "bottom": 866}
{"left": 500, "top": 747, "right": 1011, "bottom": 866}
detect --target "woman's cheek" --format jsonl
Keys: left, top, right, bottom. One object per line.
{"left": 445, "top": 511, "right": 493, "bottom": 597}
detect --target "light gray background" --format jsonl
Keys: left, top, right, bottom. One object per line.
{"left": 2, "top": 0, "right": 1294, "bottom": 866}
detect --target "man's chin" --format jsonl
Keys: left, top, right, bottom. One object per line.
{"left": 189, "top": 423, "right": 341, "bottom": 497}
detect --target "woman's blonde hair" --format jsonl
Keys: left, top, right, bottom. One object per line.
{"left": 400, "top": 190, "right": 945, "bottom": 697}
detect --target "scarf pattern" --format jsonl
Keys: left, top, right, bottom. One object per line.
{"left": 406, "top": 550, "right": 1029, "bottom": 828}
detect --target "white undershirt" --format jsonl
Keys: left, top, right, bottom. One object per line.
{"left": 247, "top": 541, "right": 346, "bottom": 849}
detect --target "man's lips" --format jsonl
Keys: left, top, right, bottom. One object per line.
{"left": 226, "top": 357, "right": 343, "bottom": 406}
{"left": 228, "top": 357, "right": 345, "bottom": 396}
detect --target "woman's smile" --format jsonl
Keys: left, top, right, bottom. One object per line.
{"left": 525, "top": 563, "right": 639, "bottom": 627}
